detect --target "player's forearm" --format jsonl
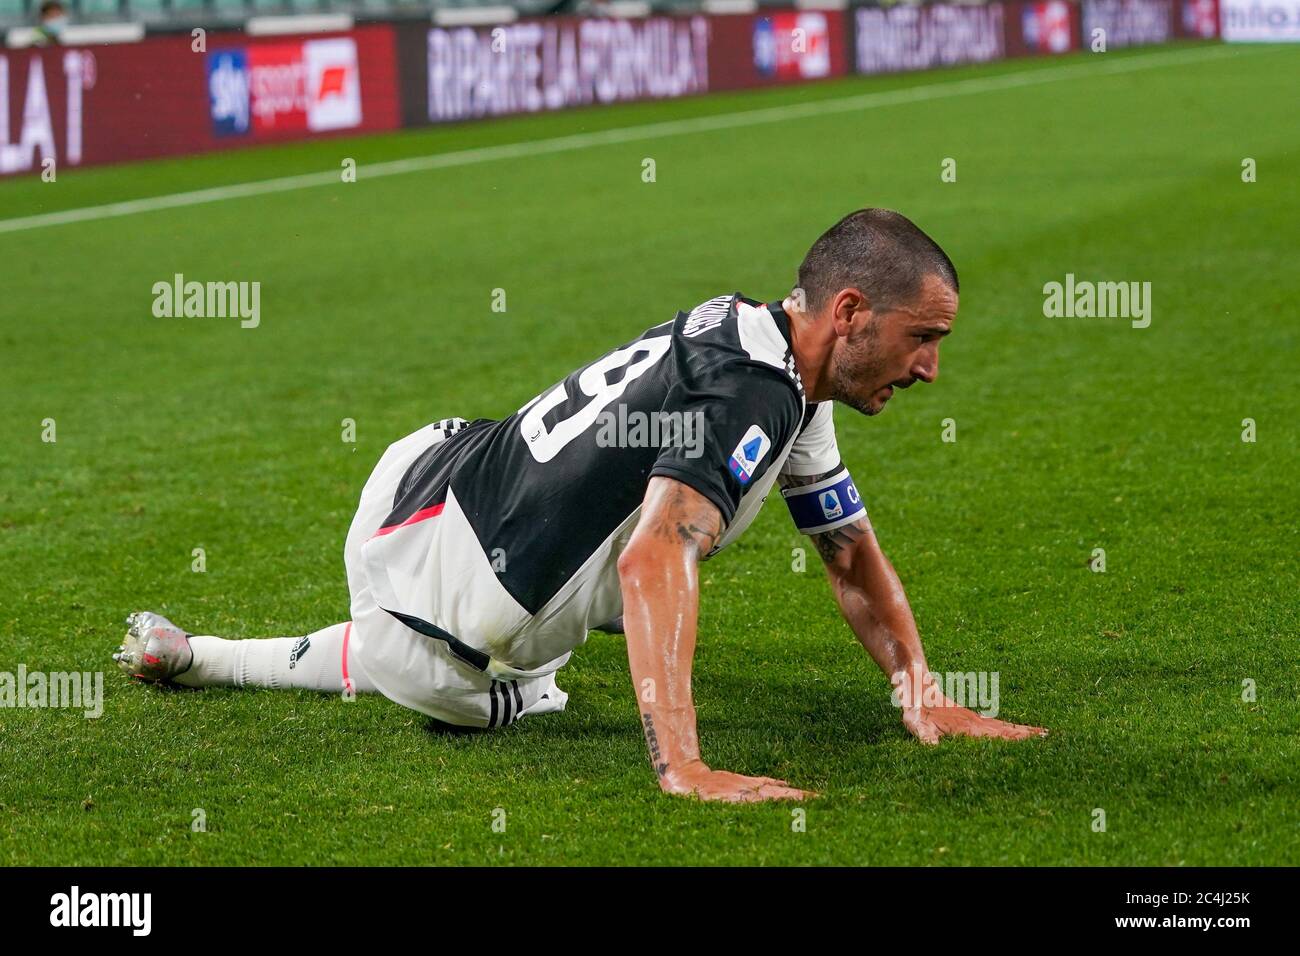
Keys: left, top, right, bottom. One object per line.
{"left": 831, "top": 568, "right": 929, "bottom": 703}
{"left": 615, "top": 477, "right": 723, "bottom": 787}
{"left": 816, "top": 522, "right": 930, "bottom": 706}
{"left": 619, "top": 546, "right": 704, "bottom": 779}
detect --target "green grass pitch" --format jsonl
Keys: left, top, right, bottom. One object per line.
{"left": 0, "top": 41, "right": 1296, "bottom": 866}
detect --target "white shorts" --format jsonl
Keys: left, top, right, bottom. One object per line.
{"left": 343, "top": 420, "right": 567, "bottom": 728}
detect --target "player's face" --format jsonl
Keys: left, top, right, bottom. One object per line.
{"left": 829, "top": 274, "right": 957, "bottom": 416}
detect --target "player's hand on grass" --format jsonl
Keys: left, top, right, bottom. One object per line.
{"left": 902, "top": 703, "right": 1047, "bottom": 745}
{"left": 662, "top": 760, "right": 815, "bottom": 803}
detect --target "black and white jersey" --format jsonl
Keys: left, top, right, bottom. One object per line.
{"left": 355, "top": 294, "right": 845, "bottom": 675}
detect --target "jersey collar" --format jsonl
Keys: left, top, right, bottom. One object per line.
{"left": 764, "top": 298, "right": 796, "bottom": 351}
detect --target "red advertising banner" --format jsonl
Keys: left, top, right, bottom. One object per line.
{"left": 852, "top": 3, "right": 1007, "bottom": 75}
{"left": 710, "top": 9, "right": 849, "bottom": 90}
{"left": 1178, "top": 0, "right": 1220, "bottom": 37}
{"left": 1066, "top": 0, "right": 1218, "bottom": 50}
{"left": 1004, "top": 0, "right": 1083, "bottom": 57}
{"left": 1081, "top": 0, "right": 1176, "bottom": 46}
{"left": 398, "top": 11, "right": 848, "bottom": 126}
{"left": 0, "top": 25, "right": 400, "bottom": 177}
{"left": 0, "top": 7, "right": 1217, "bottom": 179}
{"left": 415, "top": 16, "right": 711, "bottom": 124}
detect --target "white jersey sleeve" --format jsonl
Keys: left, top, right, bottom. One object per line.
{"left": 780, "top": 401, "right": 841, "bottom": 477}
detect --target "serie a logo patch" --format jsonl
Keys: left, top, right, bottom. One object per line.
{"left": 728, "top": 425, "right": 771, "bottom": 484}
{"left": 820, "top": 489, "right": 843, "bottom": 520}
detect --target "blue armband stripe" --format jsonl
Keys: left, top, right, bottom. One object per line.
{"left": 782, "top": 469, "right": 866, "bottom": 534}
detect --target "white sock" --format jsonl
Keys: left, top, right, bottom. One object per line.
{"left": 175, "top": 621, "right": 375, "bottom": 694}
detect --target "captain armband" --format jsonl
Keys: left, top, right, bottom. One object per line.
{"left": 781, "top": 468, "right": 866, "bottom": 535}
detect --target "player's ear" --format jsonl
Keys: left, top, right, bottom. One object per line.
{"left": 830, "top": 288, "right": 869, "bottom": 338}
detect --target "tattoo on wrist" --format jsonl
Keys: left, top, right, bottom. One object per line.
{"left": 641, "top": 712, "right": 669, "bottom": 778}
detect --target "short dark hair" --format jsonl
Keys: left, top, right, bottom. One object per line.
{"left": 39, "top": 1, "right": 64, "bottom": 14}
{"left": 796, "top": 208, "right": 958, "bottom": 314}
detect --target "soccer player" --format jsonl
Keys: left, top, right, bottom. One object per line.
{"left": 116, "top": 209, "right": 1046, "bottom": 803}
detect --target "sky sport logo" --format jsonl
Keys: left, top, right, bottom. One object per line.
{"left": 49, "top": 886, "right": 151, "bottom": 936}
{"left": 1022, "top": 0, "right": 1074, "bottom": 53}
{"left": 753, "top": 12, "right": 833, "bottom": 80}
{"left": 206, "top": 38, "right": 362, "bottom": 137}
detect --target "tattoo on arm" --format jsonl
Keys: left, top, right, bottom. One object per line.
{"left": 641, "top": 712, "right": 669, "bottom": 777}
{"left": 811, "top": 521, "right": 868, "bottom": 563}
{"left": 650, "top": 481, "right": 722, "bottom": 555}
{"left": 676, "top": 521, "right": 719, "bottom": 553}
